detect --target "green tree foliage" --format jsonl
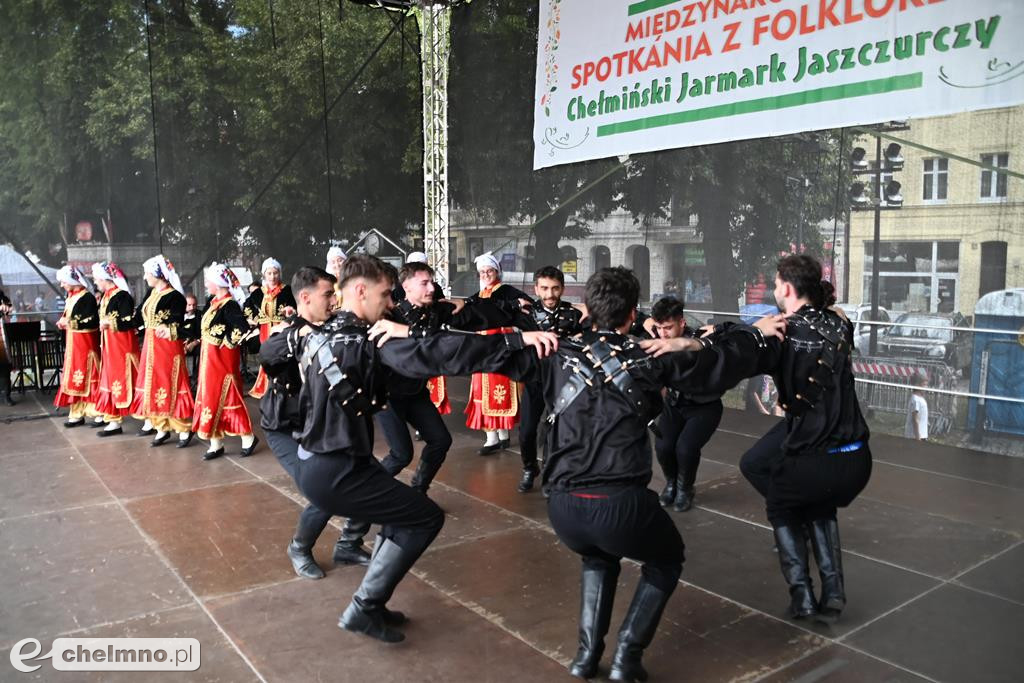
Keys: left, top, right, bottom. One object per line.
{"left": 0, "top": 0, "right": 423, "bottom": 276}
{"left": 449, "top": 0, "right": 848, "bottom": 311}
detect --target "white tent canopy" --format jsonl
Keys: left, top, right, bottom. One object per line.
{"left": 0, "top": 243, "right": 59, "bottom": 287}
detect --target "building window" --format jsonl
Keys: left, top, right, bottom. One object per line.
{"left": 862, "top": 241, "right": 960, "bottom": 313}
{"left": 980, "top": 152, "right": 1008, "bottom": 200}
{"left": 591, "top": 245, "right": 611, "bottom": 272}
{"left": 669, "top": 244, "right": 711, "bottom": 305}
{"left": 922, "top": 158, "right": 948, "bottom": 202}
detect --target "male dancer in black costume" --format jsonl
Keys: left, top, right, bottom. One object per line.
{"left": 494, "top": 267, "right": 784, "bottom": 681}
{"left": 649, "top": 296, "right": 724, "bottom": 512}
{"left": 376, "top": 260, "right": 529, "bottom": 493}
{"left": 259, "top": 267, "right": 390, "bottom": 576}
{"left": 265, "top": 256, "right": 557, "bottom": 643}
{"left": 516, "top": 265, "right": 584, "bottom": 493}
{"left": 736, "top": 254, "right": 872, "bottom": 624}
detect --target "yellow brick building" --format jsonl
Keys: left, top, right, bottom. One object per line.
{"left": 848, "top": 106, "right": 1023, "bottom": 318}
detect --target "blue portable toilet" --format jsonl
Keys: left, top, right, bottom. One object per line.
{"left": 968, "top": 289, "right": 1024, "bottom": 437}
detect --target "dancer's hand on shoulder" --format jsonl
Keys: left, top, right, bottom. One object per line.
{"left": 754, "top": 314, "right": 787, "bottom": 341}
{"left": 368, "top": 319, "right": 409, "bottom": 347}
{"left": 522, "top": 331, "right": 559, "bottom": 358}
{"left": 639, "top": 337, "right": 700, "bottom": 357}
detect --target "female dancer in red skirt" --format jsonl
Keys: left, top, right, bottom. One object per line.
{"left": 131, "top": 255, "right": 195, "bottom": 447}
{"left": 193, "top": 262, "right": 258, "bottom": 460}
{"left": 91, "top": 261, "right": 140, "bottom": 436}
{"left": 464, "top": 253, "right": 531, "bottom": 454}
{"left": 243, "top": 257, "right": 295, "bottom": 399}
{"left": 54, "top": 266, "right": 101, "bottom": 426}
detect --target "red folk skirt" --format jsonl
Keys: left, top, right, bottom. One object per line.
{"left": 54, "top": 329, "right": 101, "bottom": 410}
{"left": 464, "top": 328, "right": 519, "bottom": 431}
{"left": 130, "top": 329, "right": 194, "bottom": 433}
{"left": 193, "top": 341, "right": 253, "bottom": 439}
{"left": 248, "top": 322, "right": 271, "bottom": 399}
{"left": 94, "top": 328, "right": 140, "bottom": 418}
{"left": 427, "top": 376, "right": 452, "bottom": 415}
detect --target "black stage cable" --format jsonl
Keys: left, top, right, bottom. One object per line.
{"left": 183, "top": 20, "right": 401, "bottom": 286}
{"left": 316, "top": 0, "right": 336, "bottom": 240}
{"left": 143, "top": 0, "right": 165, "bottom": 252}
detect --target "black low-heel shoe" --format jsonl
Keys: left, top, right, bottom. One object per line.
{"left": 98, "top": 427, "right": 123, "bottom": 437}
{"left": 239, "top": 436, "right": 260, "bottom": 457}
{"left": 150, "top": 432, "right": 171, "bottom": 447}
{"left": 176, "top": 432, "right": 194, "bottom": 449}
{"left": 202, "top": 447, "right": 225, "bottom": 461}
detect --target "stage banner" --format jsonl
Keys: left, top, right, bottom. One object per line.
{"left": 534, "top": 0, "right": 1024, "bottom": 169}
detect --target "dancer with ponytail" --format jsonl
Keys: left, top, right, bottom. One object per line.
{"left": 738, "top": 254, "right": 872, "bottom": 625}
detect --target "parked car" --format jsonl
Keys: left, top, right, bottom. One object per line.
{"left": 877, "top": 312, "right": 972, "bottom": 371}
{"left": 835, "top": 303, "right": 891, "bottom": 354}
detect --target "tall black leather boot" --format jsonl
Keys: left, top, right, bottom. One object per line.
{"left": 809, "top": 518, "right": 845, "bottom": 624}
{"left": 608, "top": 579, "right": 674, "bottom": 682}
{"left": 410, "top": 458, "right": 444, "bottom": 494}
{"left": 655, "top": 452, "right": 677, "bottom": 507}
{"left": 672, "top": 474, "right": 694, "bottom": 512}
{"left": 334, "top": 519, "right": 372, "bottom": 566}
{"left": 338, "top": 538, "right": 420, "bottom": 643}
{"left": 773, "top": 524, "right": 818, "bottom": 620}
{"left": 569, "top": 560, "right": 621, "bottom": 679}
{"left": 286, "top": 505, "right": 331, "bottom": 580}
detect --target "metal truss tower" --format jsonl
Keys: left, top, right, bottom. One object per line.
{"left": 417, "top": 2, "right": 452, "bottom": 293}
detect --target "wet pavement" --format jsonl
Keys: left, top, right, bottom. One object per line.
{"left": 1, "top": 386, "right": 1021, "bottom": 682}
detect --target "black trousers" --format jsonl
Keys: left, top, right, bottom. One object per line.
{"left": 548, "top": 486, "right": 684, "bottom": 592}
{"left": 265, "top": 429, "right": 365, "bottom": 545}
{"left": 518, "top": 381, "right": 548, "bottom": 470}
{"left": 297, "top": 449, "right": 445, "bottom": 555}
{"left": 740, "top": 421, "right": 873, "bottom": 526}
{"left": 654, "top": 399, "right": 723, "bottom": 489}
{"left": 377, "top": 389, "right": 453, "bottom": 476}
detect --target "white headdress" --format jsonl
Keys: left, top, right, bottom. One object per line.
{"left": 56, "top": 265, "right": 90, "bottom": 290}
{"left": 474, "top": 252, "right": 501, "bottom": 277}
{"left": 261, "top": 257, "right": 282, "bottom": 275}
{"left": 91, "top": 261, "right": 129, "bottom": 292}
{"left": 143, "top": 255, "right": 184, "bottom": 295}
{"left": 406, "top": 251, "right": 428, "bottom": 265}
{"left": 326, "top": 246, "right": 347, "bottom": 262}
{"left": 204, "top": 262, "right": 247, "bottom": 305}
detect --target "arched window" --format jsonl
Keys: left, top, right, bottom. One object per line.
{"left": 625, "top": 245, "right": 651, "bottom": 302}
{"left": 591, "top": 245, "right": 611, "bottom": 272}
